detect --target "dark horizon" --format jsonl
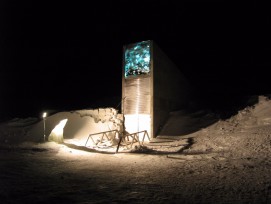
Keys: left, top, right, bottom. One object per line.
{"left": 1, "top": 1, "right": 271, "bottom": 121}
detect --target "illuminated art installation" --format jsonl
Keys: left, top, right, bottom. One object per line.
{"left": 124, "top": 41, "right": 151, "bottom": 78}
{"left": 122, "top": 40, "right": 190, "bottom": 140}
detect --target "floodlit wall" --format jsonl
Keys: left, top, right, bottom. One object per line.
{"left": 122, "top": 77, "right": 151, "bottom": 140}
{"left": 122, "top": 41, "right": 152, "bottom": 139}
{"left": 122, "top": 40, "right": 190, "bottom": 139}
{"left": 152, "top": 41, "right": 190, "bottom": 136}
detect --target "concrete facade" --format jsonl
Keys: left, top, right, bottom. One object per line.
{"left": 122, "top": 40, "right": 190, "bottom": 138}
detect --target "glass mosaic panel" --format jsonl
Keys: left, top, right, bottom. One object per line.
{"left": 124, "top": 40, "right": 151, "bottom": 78}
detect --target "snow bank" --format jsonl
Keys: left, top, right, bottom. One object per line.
{"left": 0, "top": 108, "right": 123, "bottom": 145}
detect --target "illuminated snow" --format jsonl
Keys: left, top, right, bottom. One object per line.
{"left": 1, "top": 96, "right": 271, "bottom": 203}
{"left": 48, "top": 119, "right": 68, "bottom": 143}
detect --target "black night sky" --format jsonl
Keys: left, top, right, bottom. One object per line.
{"left": 1, "top": 0, "right": 270, "bottom": 121}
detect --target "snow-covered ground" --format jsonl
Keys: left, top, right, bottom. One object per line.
{"left": 1, "top": 95, "right": 271, "bottom": 203}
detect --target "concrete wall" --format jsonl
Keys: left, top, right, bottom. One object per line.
{"left": 121, "top": 40, "right": 190, "bottom": 138}
{"left": 152, "top": 41, "right": 190, "bottom": 136}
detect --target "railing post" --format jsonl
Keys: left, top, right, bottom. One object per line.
{"left": 85, "top": 136, "right": 90, "bottom": 146}
{"left": 116, "top": 132, "right": 123, "bottom": 153}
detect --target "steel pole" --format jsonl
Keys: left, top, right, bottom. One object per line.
{"left": 43, "top": 118, "right": 46, "bottom": 142}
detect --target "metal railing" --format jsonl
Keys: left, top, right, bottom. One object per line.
{"left": 85, "top": 130, "right": 151, "bottom": 153}
{"left": 122, "top": 130, "right": 150, "bottom": 148}
{"left": 85, "top": 130, "right": 119, "bottom": 147}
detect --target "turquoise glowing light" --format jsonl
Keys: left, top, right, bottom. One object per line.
{"left": 124, "top": 41, "right": 151, "bottom": 78}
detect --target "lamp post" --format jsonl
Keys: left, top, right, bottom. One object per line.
{"left": 42, "top": 112, "right": 47, "bottom": 142}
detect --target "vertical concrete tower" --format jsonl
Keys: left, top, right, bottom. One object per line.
{"left": 122, "top": 40, "right": 189, "bottom": 140}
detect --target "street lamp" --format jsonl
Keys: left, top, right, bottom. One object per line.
{"left": 42, "top": 112, "right": 47, "bottom": 142}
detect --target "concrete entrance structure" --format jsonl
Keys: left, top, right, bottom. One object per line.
{"left": 122, "top": 40, "right": 190, "bottom": 139}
